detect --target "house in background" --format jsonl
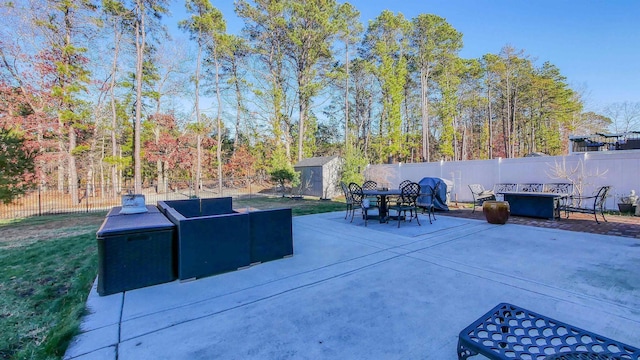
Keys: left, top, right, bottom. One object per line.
{"left": 294, "top": 156, "right": 343, "bottom": 199}
{"left": 569, "top": 131, "right": 640, "bottom": 153}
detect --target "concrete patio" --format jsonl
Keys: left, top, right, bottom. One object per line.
{"left": 64, "top": 211, "right": 640, "bottom": 360}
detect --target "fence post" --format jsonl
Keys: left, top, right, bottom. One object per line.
{"left": 38, "top": 186, "right": 42, "bottom": 217}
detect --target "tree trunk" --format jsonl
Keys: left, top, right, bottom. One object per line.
{"left": 232, "top": 58, "right": 243, "bottom": 155}
{"left": 344, "top": 42, "right": 350, "bottom": 148}
{"left": 214, "top": 51, "right": 223, "bottom": 194}
{"left": 68, "top": 127, "right": 79, "bottom": 204}
{"left": 487, "top": 86, "right": 493, "bottom": 159}
{"left": 133, "top": 1, "right": 146, "bottom": 193}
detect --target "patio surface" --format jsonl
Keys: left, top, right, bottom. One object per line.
{"left": 65, "top": 211, "right": 640, "bottom": 360}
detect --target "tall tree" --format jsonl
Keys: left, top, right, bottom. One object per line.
{"left": 361, "top": 10, "right": 410, "bottom": 163}
{"left": 335, "top": 2, "right": 362, "bottom": 148}
{"left": 180, "top": 0, "right": 224, "bottom": 195}
{"left": 219, "top": 35, "right": 250, "bottom": 154}
{"left": 236, "top": 0, "right": 293, "bottom": 169}
{"left": 103, "top": 0, "right": 132, "bottom": 196}
{"left": 409, "top": 14, "right": 462, "bottom": 162}
{"left": 34, "top": 0, "right": 97, "bottom": 203}
{"left": 285, "top": 0, "right": 338, "bottom": 161}
{"left": 131, "top": 0, "right": 167, "bottom": 192}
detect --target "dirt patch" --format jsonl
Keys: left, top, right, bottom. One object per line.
{"left": 0, "top": 213, "right": 105, "bottom": 249}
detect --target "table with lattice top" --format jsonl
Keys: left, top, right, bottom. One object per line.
{"left": 457, "top": 303, "right": 640, "bottom": 360}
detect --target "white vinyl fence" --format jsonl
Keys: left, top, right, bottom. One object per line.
{"left": 364, "top": 150, "right": 640, "bottom": 211}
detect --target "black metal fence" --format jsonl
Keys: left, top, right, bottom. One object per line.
{"left": 0, "top": 181, "right": 274, "bottom": 220}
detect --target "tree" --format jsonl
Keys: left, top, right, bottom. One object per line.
{"left": 574, "top": 111, "right": 612, "bottom": 135}
{"left": 409, "top": 14, "right": 462, "bottom": 162}
{"left": 180, "top": 0, "right": 225, "bottom": 196}
{"left": 219, "top": 35, "right": 250, "bottom": 154}
{"left": 31, "top": 0, "right": 97, "bottom": 203}
{"left": 285, "top": 0, "right": 338, "bottom": 161}
{"left": 0, "top": 128, "right": 35, "bottom": 204}
{"left": 335, "top": 2, "right": 362, "bottom": 148}
{"left": 269, "top": 145, "right": 298, "bottom": 197}
{"left": 102, "top": 0, "right": 134, "bottom": 196}
{"left": 361, "top": 10, "right": 410, "bottom": 163}
{"left": 236, "top": 0, "right": 292, "bottom": 158}
{"left": 603, "top": 101, "right": 640, "bottom": 133}
{"left": 435, "top": 57, "right": 463, "bottom": 160}
{"left": 131, "top": 0, "right": 168, "bottom": 192}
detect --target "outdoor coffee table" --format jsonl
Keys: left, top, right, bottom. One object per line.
{"left": 458, "top": 303, "right": 640, "bottom": 360}
{"left": 498, "top": 192, "right": 567, "bottom": 219}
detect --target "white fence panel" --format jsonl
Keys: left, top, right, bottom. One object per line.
{"left": 365, "top": 150, "right": 640, "bottom": 211}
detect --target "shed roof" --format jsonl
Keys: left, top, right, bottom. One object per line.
{"left": 294, "top": 155, "right": 340, "bottom": 168}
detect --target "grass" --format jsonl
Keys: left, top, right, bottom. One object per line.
{"left": 0, "top": 213, "right": 106, "bottom": 360}
{"left": 0, "top": 196, "right": 344, "bottom": 359}
{"left": 234, "top": 195, "right": 345, "bottom": 216}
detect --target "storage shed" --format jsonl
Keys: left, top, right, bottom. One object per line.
{"left": 294, "top": 156, "right": 343, "bottom": 199}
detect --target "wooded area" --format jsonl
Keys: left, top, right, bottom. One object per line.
{"left": 0, "top": 0, "right": 632, "bottom": 203}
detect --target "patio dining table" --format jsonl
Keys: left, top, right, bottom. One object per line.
{"left": 363, "top": 188, "right": 401, "bottom": 223}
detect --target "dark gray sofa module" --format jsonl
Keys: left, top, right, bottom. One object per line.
{"left": 158, "top": 197, "right": 233, "bottom": 218}
{"left": 158, "top": 197, "right": 294, "bottom": 281}
{"left": 249, "top": 208, "right": 293, "bottom": 264}
{"left": 159, "top": 198, "right": 250, "bottom": 280}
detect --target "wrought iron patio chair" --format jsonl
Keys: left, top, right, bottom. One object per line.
{"left": 348, "top": 182, "right": 379, "bottom": 227}
{"left": 561, "top": 185, "right": 611, "bottom": 224}
{"left": 388, "top": 180, "right": 412, "bottom": 207}
{"left": 388, "top": 182, "right": 421, "bottom": 228}
{"left": 340, "top": 181, "right": 355, "bottom": 220}
{"left": 416, "top": 182, "right": 439, "bottom": 224}
{"left": 469, "top": 184, "right": 495, "bottom": 213}
{"left": 362, "top": 180, "right": 380, "bottom": 207}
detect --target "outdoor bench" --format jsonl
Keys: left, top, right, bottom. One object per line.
{"left": 458, "top": 303, "right": 640, "bottom": 360}
{"left": 469, "top": 184, "right": 496, "bottom": 213}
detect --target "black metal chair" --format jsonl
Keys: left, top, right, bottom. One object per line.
{"left": 561, "top": 185, "right": 611, "bottom": 224}
{"left": 348, "top": 182, "right": 379, "bottom": 227}
{"left": 399, "top": 180, "right": 412, "bottom": 190}
{"left": 340, "top": 181, "right": 355, "bottom": 220}
{"left": 388, "top": 180, "right": 412, "bottom": 208}
{"left": 416, "top": 182, "right": 439, "bottom": 224}
{"left": 388, "top": 182, "right": 421, "bottom": 228}
{"left": 469, "top": 184, "right": 495, "bottom": 213}
{"left": 362, "top": 180, "right": 377, "bottom": 190}
{"left": 362, "top": 180, "right": 380, "bottom": 207}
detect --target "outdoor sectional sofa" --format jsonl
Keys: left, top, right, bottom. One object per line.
{"left": 158, "top": 197, "right": 293, "bottom": 280}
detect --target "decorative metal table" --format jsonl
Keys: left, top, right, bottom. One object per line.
{"left": 458, "top": 303, "right": 640, "bottom": 360}
{"left": 363, "top": 188, "right": 401, "bottom": 222}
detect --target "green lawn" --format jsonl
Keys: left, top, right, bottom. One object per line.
{"left": 0, "top": 196, "right": 344, "bottom": 359}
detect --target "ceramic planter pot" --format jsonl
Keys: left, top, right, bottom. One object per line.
{"left": 483, "top": 201, "right": 510, "bottom": 224}
{"left": 618, "top": 203, "right": 635, "bottom": 214}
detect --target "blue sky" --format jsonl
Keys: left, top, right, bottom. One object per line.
{"left": 167, "top": 0, "right": 640, "bottom": 113}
